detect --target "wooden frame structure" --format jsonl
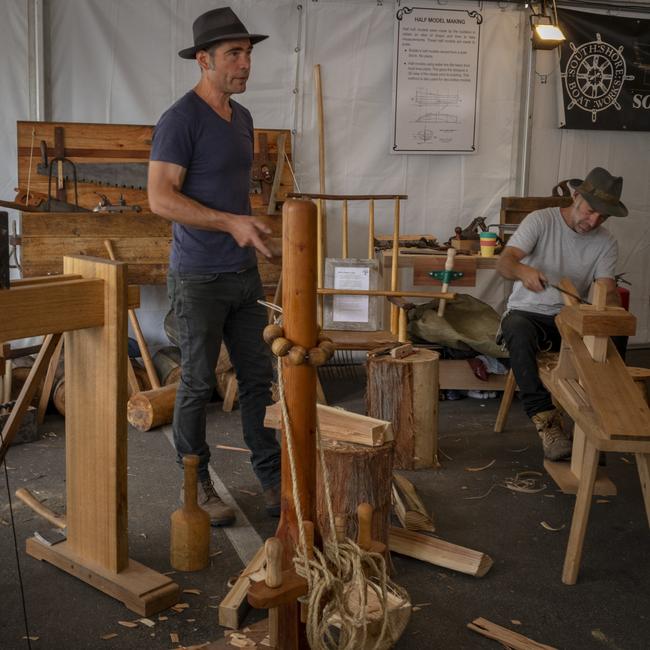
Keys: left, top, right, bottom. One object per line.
{"left": 0, "top": 256, "right": 179, "bottom": 615}
{"left": 287, "top": 193, "right": 454, "bottom": 348}
{"left": 539, "top": 281, "right": 650, "bottom": 584}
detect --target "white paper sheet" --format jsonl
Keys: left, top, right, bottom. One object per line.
{"left": 333, "top": 266, "right": 370, "bottom": 323}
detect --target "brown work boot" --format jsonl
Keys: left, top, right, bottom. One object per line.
{"left": 181, "top": 478, "right": 236, "bottom": 527}
{"left": 263, "top": 484, "right": 281, "bottom": 518}
{"left": 531, "top": 409, "right": 572, "bottom": 461}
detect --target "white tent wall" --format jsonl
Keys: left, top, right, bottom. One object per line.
{"left": 528, "top": 8, "right": 650, "bottom": 344}
{"left": 2, "top": 0, "right": 648, "bottom": 345}
{"left": 2, "top": 1, "right": 30, "bottom": 275}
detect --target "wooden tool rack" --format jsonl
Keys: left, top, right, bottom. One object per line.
{"left": 0, "top": 256, "right": 179, "bottom": 614}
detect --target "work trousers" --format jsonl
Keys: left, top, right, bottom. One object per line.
{"left": 501, "top": 309, "right": 627, "bottom": 419}
{"left": 168, "top": 267, "right": 281, "bottom": 489}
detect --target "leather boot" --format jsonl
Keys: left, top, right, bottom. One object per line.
{"left": 531, "top": 409, "right": 572, "bottom": 461}
{"left": 181, "top": 478, "right": 236, "bottom": 527}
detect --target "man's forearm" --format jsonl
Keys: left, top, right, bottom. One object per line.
{"left": 150, "top": 187, "right": 235, "bottom": 233}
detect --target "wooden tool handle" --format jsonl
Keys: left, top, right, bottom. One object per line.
{"left": 15, "top": 487, "right": 66, "bottom": 529}
{"left": 437, "top": 248, "right": 456, "bottom": 317}
{"left": 357, "top": 502, "right": 373, "bottom": 551}
{"left": 182, "top": 455, "right": 200, "bottom": 508}
{"left": 104, "top": 239, "right": 161, "bottom": 390}
{"left": 265, "top": 537, "right": 283, "bottom": 588}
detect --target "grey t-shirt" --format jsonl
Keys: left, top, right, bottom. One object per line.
{"left": 505, "top": 207, "right": 617, "bottom": 315}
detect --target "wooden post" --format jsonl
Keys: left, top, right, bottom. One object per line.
{"left": 275, "top": 199, "right": 318, "bottom": 649}
{"left": 390, "top": 197, "right": 401, "bottom": 335}
{"left": 367, "top": 349, "right": 439, "bottom": 470}
{"left": 21, "top": 256, "right": 179, "bottom": 614}
{"left": 341, "top": 199, "right": 349, "bottom": 259}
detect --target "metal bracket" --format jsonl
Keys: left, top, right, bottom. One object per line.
{"left": 429, "top": 270, "right": 464, "bottom": 284}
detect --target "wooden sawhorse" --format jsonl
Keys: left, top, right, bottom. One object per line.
{"left": 540, "top": 280, "right": 650, "bottom": 584}
{"left": 0, "top": 256, "right": 179, "bottom": 614}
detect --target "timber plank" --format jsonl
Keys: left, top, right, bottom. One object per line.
{"left": 21, "top": 212, "right": 171, "bottom": 237}
{"left": 388, "top": 527, "right": 493, "bottom": 577}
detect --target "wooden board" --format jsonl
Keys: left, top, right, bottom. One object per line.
{"left": 500, "top": 196, "right": 571, "bottom": 226}
{"left": 26, "top": 538, "right": 179, "bottom": 616}
{"left": 388, "top": 527, "right": 493, "bottom": 577}
{"left": 412, "top": 255, "right": 477, "bottom": 287}
{"left": 265, "top": 402, "right": 392, "bottom": 446}
{"left": 439, "top": 359, "right": 508, "bottom": 391}
{"left": 543, "top": 459, "right": 616, "bottom": 496}
{"left": 17, "top": 121, "right": 293, "bottom": 286}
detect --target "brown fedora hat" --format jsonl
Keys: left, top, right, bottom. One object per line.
{"left": 178, "top": 7, "right": 268, "bottom": 60}
{"left": 574, "top": 167, "right": 628, "bottom": 218}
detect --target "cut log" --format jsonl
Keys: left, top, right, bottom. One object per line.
{"left": 367, "top": 349, "right": 439, "bottom": 469}
{"left": 152, "top": 346, "right": 181, "bottom": 386}
{"left": 127, "top": 383, "right": 177, "bottom": 432}
{"left": 265, "top": 402, "right": 392, "bottom": 446}
{"left": 52, "top": 377, "right": 65, "bottom": 416}
{"left": 316, "top": 437, "right": 394, "bottom": 549}
{"left": 388, "top": 527, "right": 493, "bottom": 577}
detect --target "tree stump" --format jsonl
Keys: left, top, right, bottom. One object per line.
{"left": 366, "top": 349, "right": 439, "bottom": 470}
{"left": 316, "top": 437, "right": 394, "bottom": 549}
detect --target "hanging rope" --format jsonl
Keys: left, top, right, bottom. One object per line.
{"left": 274, "top": 337, "right": 410, "bottom": 650}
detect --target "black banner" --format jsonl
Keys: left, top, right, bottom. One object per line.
{"left": 558, "top": 8, "right": 650, "bottom": 131}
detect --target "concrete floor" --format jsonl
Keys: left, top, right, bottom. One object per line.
{"left": 1, "top": 351, "right": 650, "bottom": 649}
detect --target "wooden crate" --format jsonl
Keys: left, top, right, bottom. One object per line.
{"left": 17, "top": 121, "right": 293, "bottom": 287}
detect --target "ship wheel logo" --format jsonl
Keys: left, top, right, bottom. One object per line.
{"left": 562, "top": 33, "right": 634, "bottom": 123}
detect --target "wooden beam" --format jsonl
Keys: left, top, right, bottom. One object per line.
{"left": 0, "top": 278, "right": 104, "bottom": 341}
{"left": 265, "top": 402, "right": 392, "bottom": 447}
{"left": 388, "top": 527, "right": 493, "bottom": 577}
{"left": 560, "top": 304, "right": 636, "bottom": 337}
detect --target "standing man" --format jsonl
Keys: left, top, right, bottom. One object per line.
{"left": 496, "top": 167, "right": 628, "bottom": 461}
{"left": 148, "top": 7, "right": 281, "bottom": 525}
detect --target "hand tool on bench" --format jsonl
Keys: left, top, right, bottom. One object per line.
{"left": 542, "top": 280, "right": 591, "bottom": 305}
{"left": 104, "top": 239, "right": 161, "bottom": 390}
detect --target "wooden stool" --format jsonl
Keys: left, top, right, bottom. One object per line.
{"left": 494, "top": 356, "right": 650, "bottom": 433}
{"left": 539, "top": 281, "right": 650, "bottom": 584}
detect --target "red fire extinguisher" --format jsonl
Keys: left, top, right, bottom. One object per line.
{"left": 616, "top": 273, "right": 631, "bottom": 311}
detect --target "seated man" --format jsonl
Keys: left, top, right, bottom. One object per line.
{"left": 496, "top": 167, "right": 628, "bottom": 460}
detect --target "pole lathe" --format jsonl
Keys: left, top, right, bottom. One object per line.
{"left": 275, "top": 198, "right": 319, "bottom": 648}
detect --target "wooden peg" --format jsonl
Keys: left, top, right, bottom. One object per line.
{"left": 334, "top": 514, "right": 346, "bottom": 543}
{"left": 303, "top": 520, "right": 315, "bottom": 560}
{"left": 265, "top": 537, "right": 283, "bottom": 589}
{"left": 357, "top": 502, "right": 373, "bottom": 551}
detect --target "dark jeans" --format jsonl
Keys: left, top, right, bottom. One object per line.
{"left": 167, "top": 267, "right": 281, "bottom": 489}
{"left": 501, "top": 309, "right": 627, "bottom": 418}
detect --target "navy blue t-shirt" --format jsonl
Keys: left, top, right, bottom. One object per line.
{"left": 150, "top": 90, "right": 257, "bottom": 273}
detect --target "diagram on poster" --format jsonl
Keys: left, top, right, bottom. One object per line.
{"left": 392, "top": 4, "right": 482, "bottom": 153}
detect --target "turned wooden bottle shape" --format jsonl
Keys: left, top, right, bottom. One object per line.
{"left": 170, "top": 454, "right": 210, "bottom": 571}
